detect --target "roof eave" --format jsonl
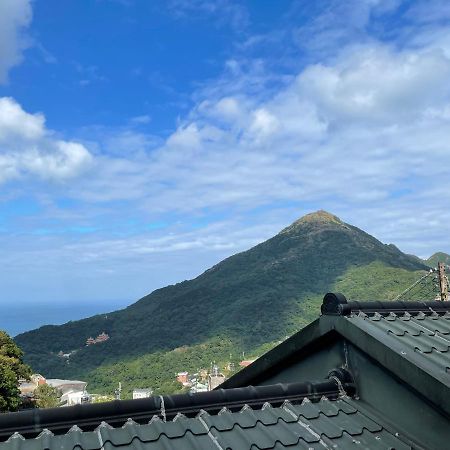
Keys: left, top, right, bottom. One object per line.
{"left": 220, "top": 316, "right": 338, "bottom": 389}
{"left": 335, "top": 316, "right": 450, "bottom": 417}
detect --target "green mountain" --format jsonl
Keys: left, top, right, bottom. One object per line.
{"left": 15, "top": 210, "right": 429, "bottom": 396}
{"left": 426, "top": 252, "right": 450, "bottom": 268}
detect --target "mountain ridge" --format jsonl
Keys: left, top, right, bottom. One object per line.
{"left": 427, "top": 251, "right": 450, "bottom": 268}
{"left": 14, "top": 210, "right": 430, "bottom": 395}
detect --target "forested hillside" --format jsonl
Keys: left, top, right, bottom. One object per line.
{"left": 15, "top": 211, "right": 430, "bottom": 396}
{"left": 427, "top": 252, "right": 450, "bottom": 268}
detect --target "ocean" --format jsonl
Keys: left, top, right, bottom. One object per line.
{"left": 0, "top": 300, "right": 131, "bottom": 337}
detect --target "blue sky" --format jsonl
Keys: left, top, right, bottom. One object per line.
{"left": 1, "top": 0, "right": 450, "bottom": 305}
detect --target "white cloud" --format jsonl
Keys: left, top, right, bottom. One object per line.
{"left": 166, "top": 123, "right": 203, "bottom": 149}
{"left": 298, "top": 46, "right": 450, "bottom": 123}
{"left": 4, "top": 0, "right": 450, "bottom": 302}
{"left": 248, "top": 108, "right": 279, "bottom": 141}
{"left": 0, "top": 97, "right": 45, "bottom": 141}
{"left": 56, "top": 25, "right": 450, "bottom": 262}
{"left": 291, "top": 0, "right": 399, "bottom": 57}
{"left": 0, "top": 0, "right": 32, "bottom": 83}
{"left": 0, "top": 98, "right": 92, "bottom": 183}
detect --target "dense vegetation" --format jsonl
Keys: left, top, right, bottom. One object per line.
{"left": 15, "top": 211, "right": 431, "bottom": 398}
{"left": 0, "top": 331, "right": 31, "bottom": 411}
{"left": 34, "top": 384, "right": 61, "bottom": 409}
{"left": 427, "top": 252, "right": 450, "bottom": 268}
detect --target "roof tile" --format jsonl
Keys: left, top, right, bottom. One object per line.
{"left": 348, "top": 312, "right": 450, "bottom": 383}
{"left": 0, "top": 398, "right": 413, "bottom": 450}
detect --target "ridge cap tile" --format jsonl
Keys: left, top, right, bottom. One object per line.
{"left": 173, "top": 413, "right": 187, "bottom": 422}
{"left": 196, "top": 409, "right": 210, "bottom": 418}
{"left": 218, "top": 406, "right": 231, "bottom": 415}
{"left": 387, "top": 312, "right": 398, "bottom": 321}
{"left": 6, "top": 432, "right": 25, "bottom": 442}
{"left": 95, "top": 421, "right": 113, "bottom": 432}
{"left": 239, "top": 404, "right": 253, "bottom": 413}
{"left": 148, "top": 414, "right": 162, "bottom": 424}
{"left": 122, "top": 418, "right": 138, "bottom": 427}
{"left": 402, "top": 311, "right": 412, "bottom": 320}
{"left": 36, "top": 429, "right": 54, "bottom": 438}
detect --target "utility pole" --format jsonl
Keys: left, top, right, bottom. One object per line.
{"left": 437, "top": 262, "right": 449, "bottom": 301}
{"left": 114, "top": 382, "right": 122, "bottom": 400}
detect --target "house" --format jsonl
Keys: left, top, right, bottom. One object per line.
{"left": 95, "top": 332, "right": 109, "bottom": 343}
{"left": 0, "top": 293, "right": 449, "bottom": 449}
{"left": 46, "top": 379, "right": 88, "bottom": 406}
{"left": 190, "top": 381, "right": 208, "bottom": 393}
{"left": 132, "top": 389, "right": 153, "bottom": 400}
{"left": 30, "top": 374, "right": 46, "bottom": 386}
{"left": 176, "top": 371, "right": 189, "bottom": 385}
{"left": 238, "top": 359, "right": 256, "bottom": 368}
{"left": 18, "top": 382, "right": 35, "bottom": 396}
{"left": 64, "top": 392, "right": 90, "bottom": 406}
{"left": 207, "top": 373, "right": 226, "bottom": 391}
{"left": 46, "top": 379, "right": 87, "bottom": 395}
{"left": 86, "top": 332, "right": 109, "bottom": 346}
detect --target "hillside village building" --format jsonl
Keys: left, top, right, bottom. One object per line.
{"left": 18, "top": 374, "right": 46, "bottom": 396}
{"left": 175, "top": 371, "right": 189, "bottom": 385}
{"left": 86, "top": 332, "right": 109, "bottom": 346}
{"left": 239, "top": 359, "right": 256, "bottom": 368}
{"left": 2, "top": 293, "right": 450, "bottom": 449}
{"left": 44, "top": 379, "right": 89, "bottom": 406}
{"left": 19, "top": 376, "right": 89, "bottom": 407}
{"left": 132, "top": 389, "right": 153, "bottom": 400}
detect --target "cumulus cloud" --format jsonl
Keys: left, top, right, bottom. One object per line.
{"left": 0, "top": 98, "right": 92, "bottom": 183}
{"left": 4, "top": 0, "right": 450, "bottom": 303}
{"left": 0, "top": 0, "right": 32, "bottom": 83}
{"left": 298, "top": 46, "right": 450, "bottom": 123}
{"left": 56, "top": 21, "right": 450, "bottom": 261}
{"left": 71, "top": 40, "right": 449, "bottom": 211}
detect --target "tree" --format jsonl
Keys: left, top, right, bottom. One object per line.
{"left": 0, "top": 331, "right": 32, "bottom": 412}
{"left": 34, "top": 384, "right": 61, "bottom": 409}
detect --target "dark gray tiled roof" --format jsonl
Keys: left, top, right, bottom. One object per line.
{"left": 347, "top": 311, "right": 450, "bottom": 382}
{"left": 1, "top": 397, "right": 412, "bottom": 450}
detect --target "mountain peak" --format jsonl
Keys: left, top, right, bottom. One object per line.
{"left": 280, "top": 210, "right": 343, "bottom": 234}
{"left": 298, "top": 210, "right": 342, "bottom": 224}
{"left": 426, "top": 251, "right": 450, "bottom": 267}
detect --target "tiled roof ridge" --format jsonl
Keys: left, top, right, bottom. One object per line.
{"left": 321, "top": 292, "right": 450, "bottom": 316}
{"left": 3, "top": 397, "right": 393, "bottom": 449}
{"left": 351, "top": 310, "right": 450, "bottom": 321}
{"left": 2, "top": 397, "right": 348, "bottom": 441}
{"left": 0, "top": 374, "right": 355, "bottom": 441}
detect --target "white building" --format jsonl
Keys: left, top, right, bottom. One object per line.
{"left": 64, "top": 391, "right": 90, "bottom": 406}
{"left": 132, "top": 389, "right": 153, "bottom": 399}
{"left": 46, "top": 379, "right": 88, "bottom": 406}
{"left": 190, "top": 382, "right": 208, "bottom": 393}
